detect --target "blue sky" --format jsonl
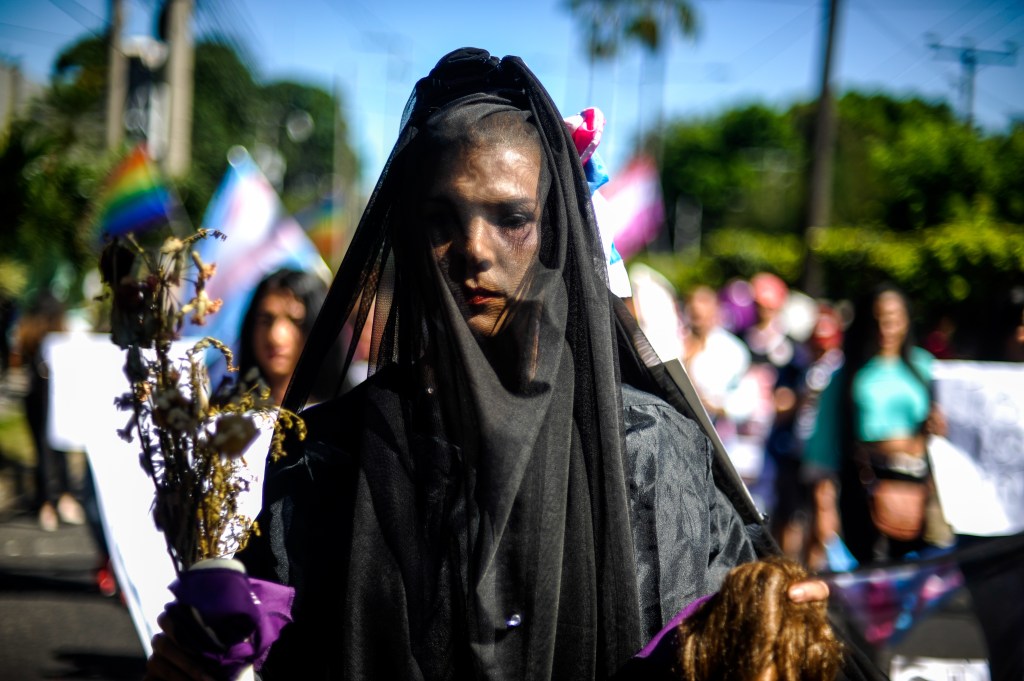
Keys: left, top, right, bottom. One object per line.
{"left": 2, "top": 0, "right": 1022, "bottom": 184}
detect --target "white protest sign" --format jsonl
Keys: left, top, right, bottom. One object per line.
{"left": 43, "top": 332, "right": 274, "bottom": 655}
{"left": 932, "top": 360, "right": 1024, "bottom": 536}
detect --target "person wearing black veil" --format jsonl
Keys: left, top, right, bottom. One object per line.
{"left": 146, "top": 48, "right": 880, "bottom": 681}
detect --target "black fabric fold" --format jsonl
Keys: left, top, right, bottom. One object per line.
{"left": 262, "top": 48, "right": 640, "bottom": 679}
{"left": 243, "top": 46, "right": 888, "bottom": 681}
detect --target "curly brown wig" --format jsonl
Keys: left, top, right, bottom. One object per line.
{"left": 676, "top": 557, "right": 843, "bottom": 681}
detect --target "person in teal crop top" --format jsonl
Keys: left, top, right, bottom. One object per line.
{"left": 850, "top": 346, "right": 933, "bottom": 442}
{"left": 805, "top": 284, "right": 949, "bottom": 565}
{"left": 806, "top": 346, "right": 933, "bottom": 472}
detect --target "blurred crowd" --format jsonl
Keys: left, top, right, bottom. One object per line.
{"left": 3, "top": 268, "right": 1023, "bottom": 570}
{"left": 627, "top": 266, "right": 1024, "bottom": 574}
{"left": 1, "top": 263, "right": 1022, "bottom": 677}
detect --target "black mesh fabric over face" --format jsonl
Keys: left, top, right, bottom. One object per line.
{"left": 256, "top": 47, "right": 889, "bottom": 681}
{"left": 278, "top": 48, "right": 641, "bottom": 678}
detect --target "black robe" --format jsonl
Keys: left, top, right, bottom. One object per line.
{"left": 240, "top": 374, "right": 756, "bottom": 680}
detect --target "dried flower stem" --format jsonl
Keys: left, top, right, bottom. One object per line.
{"left": 102, "top": 229, "right": 304, "bottom": 573}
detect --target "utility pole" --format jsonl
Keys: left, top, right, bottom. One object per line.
{"left": 803, "top": 0, "right": 841, "bottom": 299}
{"left": 105, "top": 0, "right": 127, "bottom": 151}
{"left": 164, "top": 0, "right": 195, "bottom": 177}
{"left": 928, "top": 38, "right": 1017, "bottom": 126}
{"left": 1, "top": 61, "right": 24, "bottom": 138}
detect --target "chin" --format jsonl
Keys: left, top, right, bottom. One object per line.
{"left": 467, "top": 316, "right": 501, "bottom": 338}
{"left": 265, "top": 365, "right": 294, "bottom": 382}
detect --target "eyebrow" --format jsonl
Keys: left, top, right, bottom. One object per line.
{"left": 421, "top": 195, "right": 538, "bottom": 213}
{"left": 257, "top": 310, "right": 305, "bottom": 321}
{"left": 492, "top": 198, "right": 537, "bottom": 212}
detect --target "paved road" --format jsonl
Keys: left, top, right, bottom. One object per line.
{"left": 0, "top": 512, "right": 147, "bottom": 681}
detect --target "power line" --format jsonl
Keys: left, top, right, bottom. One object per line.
{"left": 724, "top": 0, "right": 815, "bottom": 6}
{"left": 42, "top": 0, "right": 134, "bottom": 64}
{"left": 194, "top": 0, "right": 257, "bottom": 73}
{"left": 854, "top": 0, "right": 1022, "bottom": 128}
{"left": 964, "top": 2, "right": 1024, "bottom": 45}
{"left": 727, "top": 4, "right": 817, "bottom": 87}
{"left": 854, "top": 0, "right": 987, "bottom": 87}
{"left": 927, "top": 0, "right": 1001, "bottom": 43}
{"left": 46, "top": 0, "right": 107, "bottom": 30}
{"left": 855, "top": 1, "right": 940, "bottom": 79}
{"left": 0, "top": 22, "right": 79, "bottom": 47}
{"left": 974, "top": 80, "right": 1024, "bottom": 118}
{"left": 315, "top": 0, "right": 409, "bottom": 49}
{"left": 927, "top": 37, "right": 1018, "bottom": 125}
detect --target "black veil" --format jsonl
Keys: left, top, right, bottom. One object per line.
{"left": 274, "top": 48, "right": 641, "bottom": 678}
{"left": 258, "top": 47, "right": 884, "bottom": 681}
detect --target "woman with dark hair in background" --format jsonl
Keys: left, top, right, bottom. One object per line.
{"left": 805, "top": 283, "right": 951, "bottom": 565}
{"left": 236, "top": 268, "right": 331, "bottom": 406}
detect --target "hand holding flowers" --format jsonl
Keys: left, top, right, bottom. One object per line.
{"left": 100, "top": 229, "right": 300, "bottom": 679}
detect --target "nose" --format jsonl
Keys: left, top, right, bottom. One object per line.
{"left": 461, "top": 216, "right": 494, "bottom": 271}
{"left": 269, "top": 317, "right": 293, "bottom": 346}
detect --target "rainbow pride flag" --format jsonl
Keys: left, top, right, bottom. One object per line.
{"left": 96, "top": 144, "right": 175, "bottom": 238}
{"left": 182, "top": 147, "right": 330, "bottom": 383}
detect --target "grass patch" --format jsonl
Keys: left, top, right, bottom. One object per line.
{"left": 0, "top": 404, "right": 36, "bottom": 467}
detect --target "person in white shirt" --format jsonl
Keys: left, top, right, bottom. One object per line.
{"left": 682, "top": 285, "right": 751, "bottom": 422}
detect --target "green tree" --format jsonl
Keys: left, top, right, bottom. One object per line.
{"left": 809, "top": 93, "right": 957, "bottom": 229}
{"left": 0, "top": 35, "right": 112, "bottom": 299}
{"left": 660, "top": 104, "right": 804, "bottom": 235}
{"left": 991, "top": 122, "right": 1024, "bottom": 223}
{"left": 258, "top": 80, "right": 358, "bottom": 213}
{"left": 651, "top": 90, "right": 1023, "bottom": 348}
{"left": 567, "top": 0, "right": 698, "bottom": 59}
{"left": 566, "top": 0, "right": 698, "bottom": 138}
{"left": 869, "top": 117, "right": 994, "bottom": 230}
{"left": 0, "top": 119, "right": 109, "bottom": 298}
{"left": 0, "top": 33, "right": 359, "bottom": 303}
{"left": 661, "top": 92, "right": 1015, "bottom": 238}
{"left": 47, "top": 34, "right": 110, "bottom": 148}
{"left": 187, "top": 40, "right": 358, "bottom": 217}
{"left": 811, "top": 214, "right": 1024, "bottom": 355}
{"left": 186, "top": 40, "right": 265, "bottom": 215}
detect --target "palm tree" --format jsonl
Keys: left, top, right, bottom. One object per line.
{"left": 567, "top": 0, "right": 699, "bottom": 149}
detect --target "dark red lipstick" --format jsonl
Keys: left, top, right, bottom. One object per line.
{"left": 465, "top": 287, "right": 499, "bottom": 306}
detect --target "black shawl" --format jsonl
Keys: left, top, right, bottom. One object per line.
{"left": 242, "top": 47, "right": 884, "bottom": 681}
{"left": 250, "top": 48, "right": 641, "bottom": 679}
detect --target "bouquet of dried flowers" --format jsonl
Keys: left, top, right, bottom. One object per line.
{"left": 99, "top": 228, "right": 305, "bottom": 574}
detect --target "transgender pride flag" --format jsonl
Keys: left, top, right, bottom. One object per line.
{"left": 183, "top": 147, "right": 330, "bottom": 371}
{"left": 594, "top": 155, "right": 665, "bottom": 259}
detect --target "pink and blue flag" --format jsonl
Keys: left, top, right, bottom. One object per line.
{"left": 564, "top": 107, "right": 631, "bottom": 298}
{"left": 594, "top": 155, "right": 665, "bottom": 260}
{"left": 183, "top": 147, "right": 330, "bottom": 366}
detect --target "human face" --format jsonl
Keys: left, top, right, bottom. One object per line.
{"left": 874, "top": 291, "right": 908, "bottom": 357}
{"left": 687, "top": 288, "right": 720, "bottom": 338}
{"left": 421, "top": 142, "right": 542, "bottom": 337}
{"left": 252, "top": 290, "right": 306, "bottom": 398}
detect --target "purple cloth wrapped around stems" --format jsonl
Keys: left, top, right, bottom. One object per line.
{"left": 167, "top": 559, "right": 294, "bottom": 680}
{"left": 610, "top": 595, "right": 715, "bottom": 680}
{"left": 635, "top": 594, "right": 712, "bottom": 659}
